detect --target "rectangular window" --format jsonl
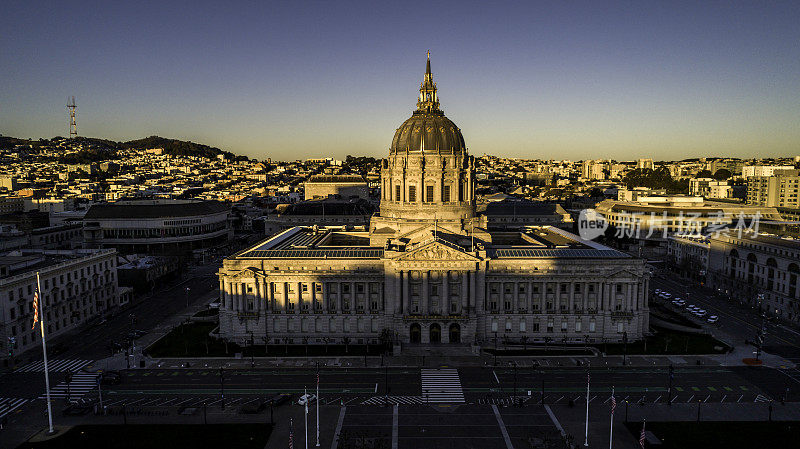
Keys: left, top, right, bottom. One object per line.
{"left": 575, "top": 321, "right": 582, "bottom": 332}
{"left": 442, "top": 185, "right": 450, "bottom": 202}
{"left": 395, "top": 185, "right": 401, "bottom": 201}
{"left": 589, "top": 320, "right": 596, "bottom": 332}
{"left": 426, "top": 185, "right": 434, "bottom": 202}
{"left": 491, "top": 320, "right": 498, "bottom": 332}
{"left": 532, "top": 323, "right": 540, "bottom": 332}
{"left": 409, "top": 186, "right": 417, "bottom": 202}
{"left": 520, "top": 320, "right": 527, "bottom": 332}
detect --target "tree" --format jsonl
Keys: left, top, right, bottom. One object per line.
{"left": 695, "top": 169, "right": 713, "bottom": 179}
{"left": 713, "top": 169, "right": 732, "bottom": 180}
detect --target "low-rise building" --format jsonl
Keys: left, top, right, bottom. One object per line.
{"left": 0, "top": 248, "right": 119, "bottom": 364}
{"left": 706, "top": 232, "right": 800, "bottom": 322}
{"left": 303, "top": 175, "right": 369, "bottom": 200}
{"left": 83, "top": 199, "right": 232, "bottom": 255}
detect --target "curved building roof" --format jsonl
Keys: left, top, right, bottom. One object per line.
{"left": 84, "top": 200, "right": 229, "bottom": 220}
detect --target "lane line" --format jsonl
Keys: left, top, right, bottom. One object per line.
{"left": 392, "top": 404, "right": 398, "bottom": 449}
{"left": 492, "top": 404, "right": 515, "bottom": 449}
{"left": 493, "top": 370, "right": 500, "bottom": 384}
{"left": 544, "top": 404, "right": 566, "bottom": 437}
{"left": 330, "top": 406, "right": 347, "bottom": 449}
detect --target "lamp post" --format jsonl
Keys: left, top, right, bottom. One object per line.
{"left": 219, "top": 367, "right": 225, "bottom": 409}
{"left": 185, "top": 287, "right": 190, "bottom": 308}
{"left": 493, "top": 331, "right": 498, "bottom": 366}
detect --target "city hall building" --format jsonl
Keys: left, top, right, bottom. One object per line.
{"left": 217, "top": 56, "right": 650, "bottom": 346}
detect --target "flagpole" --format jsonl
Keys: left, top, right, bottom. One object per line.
{"left": 609, "top": 387, "right": 614, "bottom": 449}
{"left": 316, "top": 364, "right": 320, "bottom": 447}
{"left": 304, "top": 387, "right": 309, "bottom": 449}
{"left": 36, "top": 272, "right": 55, "bottom": 434}
{"left": 584, "top": 372, "right": 590, "bottom": 447}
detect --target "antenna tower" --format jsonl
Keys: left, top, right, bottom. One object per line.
{"left": 66, "top": 96, "right": 77, "bottom": 138}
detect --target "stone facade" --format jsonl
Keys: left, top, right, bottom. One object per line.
{"left": 217, "top": 55, "right": 650, "bottom": 346}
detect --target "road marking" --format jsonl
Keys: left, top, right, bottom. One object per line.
{"left": 675, "top": 387, "right": 684, "bottom": 392}
{"left": 691, "top": 387, "right": 700, "bottom": 392}
{"left": 703, "top": 395, "right": 710, "bottom": 403}
{"left": 492, "top": 404, "right": 515, "bottom": 449}
{"left": 588, "top": 395, "right": 597, "bottom": 403}
{"left": 723, "top": 386, "right": 733, "bottom": 391}
{"left": 493, "top": 370, "right": 500, "bottom": 384}
{"left": 392, "top": 405, "right": 399, "bottom": 449}
{"left": 707, "top": 387, "right": 717, "bottom": 392}
{"left": 654, "top": 395, "right": 662, "bottom": 403}
{"left": 739, "top": 386, "right": 749, "bottom": 391}
{"left": 721, "top": 395, "right": 727, "bottom": 402}
{"left": 330, "top": 406, "right": 347, "bottom": 449}
{"left": 555, "top": 396, "right": 564, "bottom": 403}
{"left": 375, "top": 383, "right": 378, "bottom": 393}
{"left": 737, "top": 395, "right": 743, "bottom": 403}
{"left": 544, "top": 404, "right": 566, "bottom": 438}
{"left": 670, "top": 396, "right": 678, "bottom": 403}
{"left": 687, "top": 395, "right": 695, "bottom": 403}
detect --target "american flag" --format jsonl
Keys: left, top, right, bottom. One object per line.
{"left": 639, "top": 420, "right": 646, "bottom": 448}
{"left": 289, "top": 418, "right": 294, "bottom": 449}
{"left": 610, "top": 391, "right": 616, "bottom": 415}
{"left": 31, "top": 289, "right": 40, "bottom": 330}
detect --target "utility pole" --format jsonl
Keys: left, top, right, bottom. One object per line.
{"left": 667, "top": 364, "right": 674, "bottom": 406}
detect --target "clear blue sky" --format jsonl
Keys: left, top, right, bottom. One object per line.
{"left": 2, "top": 1, "right": 799, "bottom": 161}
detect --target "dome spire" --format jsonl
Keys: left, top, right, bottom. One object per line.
{"left": 417, "top": 51, "right": 440, "bottom": 113}
{"left": 426, "top": 50, "right": 431, "bottom": 75}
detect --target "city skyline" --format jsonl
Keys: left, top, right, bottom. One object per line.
{"left": 2, "top": 1, "right": 800, "bottom": 161}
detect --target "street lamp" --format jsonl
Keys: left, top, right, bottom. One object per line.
{"left": 185, "top": 287, "right": 191, "bottom": 308}
{"left": 493, "top": 331, "right": 498, "bottom": 366}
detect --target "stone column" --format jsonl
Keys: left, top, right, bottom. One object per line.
{"left": 461, "top": 272, "right": 469, "bottom": 313}
{"left": 219, "top": 279, "right": 225, "bottom": 306}
{"left": 254, "top": 282, "right": 260, "bottom": 312}
{"left": 569, "top": 281, "right": 575, "bottom": 313}
{"left": 282, "top": 282, "right": 289, "bottom": 313}
{"left": 267, "top": 282, "right": 274, "bottom": 312}
{"left": 350, "top": 281, "right": 356, "bottom": 313}
{"left": 319, "top": 282, "right": 325, "bottom": 313}
{"left": 402, "top": 271, "right": 410, "bottom": 314}
{"left": 527, "top": 281, "right": 533, "bottom": 312}
{"left": 554, "top": 281, "right": 561, "bottom": 313}
{"left": 514, "top": 281, "right": 520, "bottom": 312}
{"left": 422, "top": 270, "right": 429, "bottom": 315}
{"left": 470, "top": 270, "right": 477, "bottom": 311}
{"left": 395, "top": 270, "right": 403, "bottom": 314}
{"left": 442, "top": 272, "right": 449, "bottom": 315}
{"left": 336, "top": 282, "right": 343, "bottom": 312}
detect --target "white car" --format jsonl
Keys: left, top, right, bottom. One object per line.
{"left": 695, "top": 309, "right": 707, "bottom": 317}
{"left": 707, "top": 315, "right": 719, "bottom": 323}
{"left": 663, "top": 293, "right": 672, "bottom": 298}
{"left": 675, "top": 299, "right": 686, "bottom": 306}
{"left": 686, "top": 304, "right": 697, "bottom": 310}
{"left": 297, "top": 393, "right": 317, "bottom": 406}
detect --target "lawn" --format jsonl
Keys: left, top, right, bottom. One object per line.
{"left": 21, "top": 424, "right": 272, "bottom": 449}
{"left": 145, "top": 322, "right": 387, "bottom": 357}
{"left": 600, "top": 326, "right": 730, "bottom": 355}
{"left": 624, "top": 421, "right": 798, "bottom": 449}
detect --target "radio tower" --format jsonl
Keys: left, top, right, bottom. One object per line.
{"left": 66, "top": 96, "right": 77, "bottom": 138}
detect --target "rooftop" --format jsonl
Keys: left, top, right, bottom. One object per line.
{"left": 84, "top": 199, "right": 229, "bottom": 219}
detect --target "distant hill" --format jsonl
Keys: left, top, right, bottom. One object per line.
{"left": 0, "top": 134, "right": 247, "bottom": 161}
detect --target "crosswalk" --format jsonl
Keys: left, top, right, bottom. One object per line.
{"left": 420, "top": 368, "right": 464, "bottom": 403}
{"left": 0, "top": 398, "right": 30, "bottom": 420}
{"left": 361, "top": 395, "right": 425, "bottom": 405}
{"left": 41, "top": 372, "right": 99, "bottom": 401}
{"left": 15, "top": 359, "right": 93, "bottom": 373}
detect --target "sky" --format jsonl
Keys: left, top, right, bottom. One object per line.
{"left": 1, "top": 1, "right": 799, "bottom": 161}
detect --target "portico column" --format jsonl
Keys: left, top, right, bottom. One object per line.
{"left": 569, "top": 282, "right": 575, "bottom": 313}
{"left": 267, "top": 282, "right": 274, "bottom": 312}
{"left": 527, "top": 281, "right": 533, "bottom": 312}
{"left": 555, "top": 281, "right": 561, "bottom": 312}
{"left": 282, "top": 282, "right": 289, "bottom": 313}
{"left": 442, "top": 272, "right": 449, "bottom": 315}
{"left": 402, "top": 271, "right": 410, "bottom": 314}
{"left": 395, "top": 270, "right": 403, "bottom": 314}
{"left": 319, "top": 282, "right": 325, "bottom": 313}
{"left": 219, "top": 279, "right": 225, "bottom": 306}
{"left": 461, "top": 272, "right": 469, "bottom": 313}
{"left": 254, "top": 281, "right": 260, "bottom": 312}
{"left": 422, "top": 270, "right": 429, "bottom": 315}
{"left": 469, "top": 270, "right": 477, "bottom": 311}
{"left": 514, "top": 281, "right": 520, "bottom": 312}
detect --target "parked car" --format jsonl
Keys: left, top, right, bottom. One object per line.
{"left": 101, "top": 370, "right": 122, "bottom": 385}
{"left": 695, "top": 310, "right": 707, "bottom": 317}
{"left": 270, "top": 393, "right": 292, "bottom": 406}
{"left": 240, "top": 400, "right": 267, "bottom": 414}
{"left": 297, "top": 394, "right": 317, "bottom": 406}
{"left": 674, "top": 299, "right": 686, "bottom": 306}
{"left": 208, "top": 302, "right": 221, "bottom": 309}
{"left": 707, "top": 315, "right": 719, "bottom": 323}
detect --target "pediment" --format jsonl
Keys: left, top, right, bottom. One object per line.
{"left": 393, "top": 240, "right": 478, "bottom": 262}
{"left": 230, "top": 267, "right": 264, "bottom": 279}
{"left": 606, "top": 268, "right": 639, "bottom": 279}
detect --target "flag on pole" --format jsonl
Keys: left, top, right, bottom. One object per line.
{"left": 611, "top": 390, "right": 616, "bottom": 415}
{"left": 289, "top": 418, "right": 294, "bottom": 449}
{"left": 31, "top": 288, "right": 40, "bottom": 330}
{"left": 639, "top": 420, "right": 646, "bottom": 448}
